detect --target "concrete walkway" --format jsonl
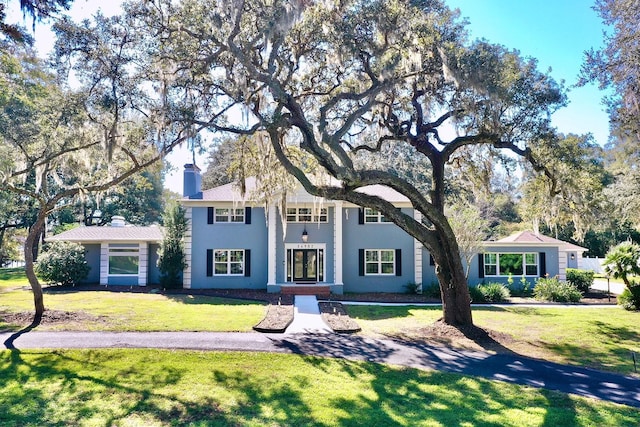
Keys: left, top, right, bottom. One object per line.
{"left": 2, "top": 330, "right": 640, "bottom": 408}
{"left": 285, "top": 295, "right": 332, "bottom": 334}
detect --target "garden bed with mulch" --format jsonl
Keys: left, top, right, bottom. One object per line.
{"left": 252, "top": 297, "right": 294, "bottom": 333}
{"left": 319, "top": 302, "right": 361, "bottom": 333}
{"left": 24, "top": 285, "right": 617, "bottom": 335}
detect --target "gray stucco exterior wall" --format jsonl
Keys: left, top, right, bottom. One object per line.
{"left": 342, "top": 207, "right": 414, "bottom": 293}
{"left": 148, "top": 243, "right": 161, "bottom": 285}
{"left": 82, "top": 243, "right": 101, "bottom": 284}
{"left": 189, "top": 206, "right": 268, "bottom": 289}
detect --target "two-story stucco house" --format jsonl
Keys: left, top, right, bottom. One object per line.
{"left": 47, "top": 164, "right": 587, "bottom": 290}
{"left": 179, "top": 164, "right": 587, "bottom": 294}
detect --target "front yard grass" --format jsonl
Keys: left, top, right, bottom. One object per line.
{"left": 0, "top": 269, "right": 264, "bottom": 332}
{"left": 1, "top": 349, "right": 638, "bottom": 426}
{"left": 348, "top": 305, "right": 640, "bottom": 376}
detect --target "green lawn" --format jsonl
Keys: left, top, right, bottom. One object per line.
{"left": 348, "top": 305, "right": 640, "bottom": 375}
{"left": 1, "top": 349, "right": 638, "bottom": 426}
{"left": 0, "top": 268, "right": 265, "bottom": 332}
{"left": 3, "top": 268, "right": 640, "bottom": 377}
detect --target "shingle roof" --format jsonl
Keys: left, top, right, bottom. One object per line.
{"left": 486, "top": 230, "right": 587, "bottom": 251}
{"left": 193, "top": 177, "right": 410, "bottom": 204}
{"left": 47, "top": 226, "right": 163, "bottom": 243}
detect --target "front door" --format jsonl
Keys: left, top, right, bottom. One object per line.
{"left": 293, "top": 249, "right": 317, "bottom": 282}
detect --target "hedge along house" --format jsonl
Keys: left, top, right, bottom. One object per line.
{"left": 46, "top": 216, "right": 163, "bottom": 286}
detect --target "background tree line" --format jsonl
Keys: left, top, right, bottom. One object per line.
{"left": 1, "top": 0, "right": 638, "bottom": 326}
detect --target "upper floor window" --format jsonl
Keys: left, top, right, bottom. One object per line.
{"left": 364, "top": 208, "right": 392, "bottom": 223}
{"left": 286, "top": 207, "right": 328, "bottom": 223}
{"left": 215, "top": 208, "right": 244, "bottom": 223}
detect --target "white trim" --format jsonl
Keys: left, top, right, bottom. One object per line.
{"left": 183, "top": 207, "right": 193, "bottom": 289}
{"left": 138, "top": 243, "right": 147, "bottom": 286}
{"left": 267, "top": 204, "right": 277, "bottom": 286}
{"left": 285, "top": 243, "right": 327, "bottom": 283}
{"left": 413, "top": 209, "right": 422, "bottom": 291}
{"left": 363, "top": 207, "right": 393, "bottom": 223}
{"left": 558, "top": 250, "right": 568, "bottom": 280}
{"left": 334, "top": 202, "right": 343, "bottom": 286}
{"left": 482, "top": 252, "right": 540, "bottom": 277}
{"left": 105, "top": 243, "right": 142, "bottom": 282}
{"left": 213, "top": 207, "right": 245, "bottom": 223}
{"left": 285, "top": 206, "right": 328, "bottom": 223}
{"left": 364, "top": 249, "right": 396, "bottom": 276}
{"left": 100, "top": 242, "right": 108, "bottom": 285}
{"left": 212, "top": 249, "right": 246, "bottom": 276}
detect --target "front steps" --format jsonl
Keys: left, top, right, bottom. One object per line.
{"left": 280, "top": 285, "right": 331, "bottom": 298}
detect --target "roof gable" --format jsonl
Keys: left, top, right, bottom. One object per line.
{"left": 486, "top": 231, "right": 587, "bottom": 252}
{"left": 191, "top": 177, "right": 410, "bottom": 204}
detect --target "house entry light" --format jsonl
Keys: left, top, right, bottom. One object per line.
{"left": 302, "top": 227, "right": 308, "bottom": 243}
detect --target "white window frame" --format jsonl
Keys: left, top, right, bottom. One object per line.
{"left": 365, "top": 249, "right": 395, "bottom": 275}
{"left": 286, "top": 207, "right": 328, "bottom": 223}
{"left": 215, "top": 208, "right": 245, "bottom": 223}
{"left": 213, "top": 249, "right": 245, "bottom": 276}
{"left": 364, "top": 208, "right": 392, "bottom": 223}
{"left": 484, "top": 252, "right": 539, "bottom": 277}
{"left": 107, "top": 244, "right": 140, "bottom": 276}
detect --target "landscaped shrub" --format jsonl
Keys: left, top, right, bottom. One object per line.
{"left": 421, "top": 282, "right": 442, "bottom": 298}
{"left": 477, "top": 282, "right": 511, "bottom": 302}
{"left": 404, "top": 282, "right": 421, "bottom": 294}
{"left": 158, "top": 202, "right": 188, "bottom": 289}
{"left": 35, "top": 241, "right": 90, "bottom": 286}
{"left": 566, "top": 268, "right": 594, "bottom": 293}
{"left": 533, "top": 277, "right": 582, "bottom": 303}
{"left": 618, "top": 286, "right": 640, "bottom": 311}
{"left": 507, "top": 276, "right": 533, "bottom": 297}
{"left": 468, "top": 285, "right": 485, "bottom": 303}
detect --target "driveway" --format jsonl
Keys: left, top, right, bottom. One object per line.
{"left": 2, "top": 330, "right": 640, "bottom": 408}
{"left": 591, "top": 278, "right": 626, "bottom": 295}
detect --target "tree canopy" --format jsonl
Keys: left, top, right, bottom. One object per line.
{"left": 119, "top": 0, "right": 568, "bottom": 325}
{"left": 0, "top": 11, "right": 198, "bottom": 318}
{"left": 580, "top": 0, "right": 640, "bottom": 135}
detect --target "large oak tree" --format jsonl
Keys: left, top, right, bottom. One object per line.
{"left": 0, "top": 11, "right": 197, "bottom": 319}
{"left": 125, "top": 0, "right": 566, "bottom": 325}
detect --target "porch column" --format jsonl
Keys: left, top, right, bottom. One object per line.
{"left": 558, "top": 250, "right": 568, "bottom": 281}
{"left": 99, "top": 242, "right": 108, "bottom": 285}
{"left": 138, "top": 242, "right": 148, "bottom": 286}
{"left": 183, "top": 207, "right": 193, "bottom": 289}
{"left": 268, "top": 204, "right": 277, "bottom": 285}
{"left": 334, "top": 201, "right": 343, "bottom": 286}
{"left": 413, "top": 209, "right": 423, "bottom": 292}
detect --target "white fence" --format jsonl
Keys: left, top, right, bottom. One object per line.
{"left": 580, "top": 257, "right": 604, "bottom": 274}
{"left": 3, "top": 261, "right": 25, "bottom": 268}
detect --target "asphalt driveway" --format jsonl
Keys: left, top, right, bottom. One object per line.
{"left": 2, "top": 330, "right": 639, "bottom": 408}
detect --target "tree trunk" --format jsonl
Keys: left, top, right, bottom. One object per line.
{"left": 24, "top": 216, "right": 45, "bottom": 322}
{"left": 0, "top": 227, "right": 5, "bottom": 266}
{"left": 433, "top": 231, "right": 473, "bottom": 325}
{"left": 431, "top": 158, "right": 473, "bottom": 325}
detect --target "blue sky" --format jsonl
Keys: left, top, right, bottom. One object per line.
{"left": 446, "top": 0, "right": 610, "bottom": 146}
{"left": 8, "top": 0, "right": 611, "bottom": 192}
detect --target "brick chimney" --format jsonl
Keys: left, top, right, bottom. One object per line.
{"left": 183, "top": 164, "right": 202, "bottom": 199}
